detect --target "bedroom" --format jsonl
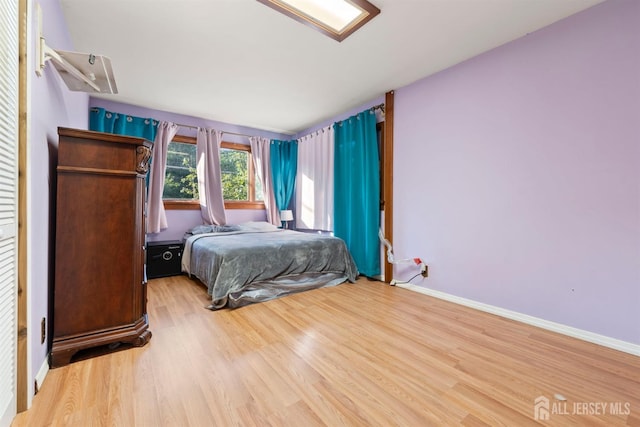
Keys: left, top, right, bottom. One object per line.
{"left": 2, "top": 0, "right": 639, "bottom": 425}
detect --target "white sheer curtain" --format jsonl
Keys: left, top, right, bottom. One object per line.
{"left": 197, "top": 128, "right": 227, "bottom": 225}
{"left": 249, "top": 136, "right": 279, "bottom": 226}
{"left": 295, "top": 125, "right": 334, "bottom": 231}
{"left": 147, "top": 121, "right": 178, "bottom": 233}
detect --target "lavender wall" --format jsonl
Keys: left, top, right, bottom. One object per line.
{"left": 90, "top": 99, "right": 291, "bottom": 241}
{"left": 394, "top": 0, "right": 639, "bottom": 344}
{"left": 28, "top": 0, "right": 89, "bottom": 402}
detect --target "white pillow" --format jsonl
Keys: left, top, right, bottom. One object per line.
{"left": 240, "top": 221, "right": 280, "bottom": 231}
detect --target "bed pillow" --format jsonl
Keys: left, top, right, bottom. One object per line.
{"left": 211, "top": 224, "right": 241, "bottom": 233}
{"left": 187, "top": 224, "right": 241, "bottom": 236}
{"left": 240, "top": 221, "right": 280, "bottom": 232}
{"left": 190, "top": 225, "right": 214, "bottom": 235}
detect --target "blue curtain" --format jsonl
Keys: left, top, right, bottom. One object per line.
{"left": 334, "top": 111, "right": 380, "bottom": 277}
{"left": 270, "top": 139, "right": 298, "bottom": 216}
{"left": 89, "top": 107, "right": 158, "bottom": 141}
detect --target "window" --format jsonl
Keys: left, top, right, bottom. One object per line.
{"left": 163, "top": 136, "right": 198, "bottom": 201}
{"left": 162, "top": 135, "right": 264, "bottom": 210}
{"left": 220, "top": 143, "right": 264, "bottom": 203}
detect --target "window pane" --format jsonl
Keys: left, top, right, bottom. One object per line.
{"left": 163, "top": 141, "right": 198, "bottom": 200}
{"left": 255, "top": 171, "right": 264, "bottom": 201}
{"left": 220, "top": 148, "right": 249, "bottom": 201}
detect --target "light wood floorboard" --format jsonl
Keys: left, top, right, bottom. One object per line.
{"left": 12, "top": 276, "right": 640, "bottom": 426}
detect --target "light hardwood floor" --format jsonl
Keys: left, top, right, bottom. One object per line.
{"left": 12, "top": 276, "right": 640, "bottom": 426}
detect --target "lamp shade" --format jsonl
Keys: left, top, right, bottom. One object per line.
{"left": 280, "top": 210, "right": 293, "bottom": 221}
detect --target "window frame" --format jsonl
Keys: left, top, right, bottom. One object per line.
{"left": 162, "top": 134, "right": 265, "bottom": 210}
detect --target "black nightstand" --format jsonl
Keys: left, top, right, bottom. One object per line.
{"left": 146, "top": 240, "right": 184, "bottom": 279}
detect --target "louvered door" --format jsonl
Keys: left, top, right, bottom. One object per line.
{"left": 0, "top": 0, "right": 19, "bottom": 425}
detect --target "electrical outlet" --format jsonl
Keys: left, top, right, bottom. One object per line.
{"left": 41, "top": 318, "right": 46, "bottom": 344}
{"left": 421, "top": 264, "right": 428, "bottom": 278}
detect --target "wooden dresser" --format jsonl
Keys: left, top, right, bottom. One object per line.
{"left": 51, "top": 127, "right": 152, "bottom": 367}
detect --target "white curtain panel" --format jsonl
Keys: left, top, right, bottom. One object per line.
{"left": 197, "top": 128, "right": 227, "bottom": 225}
{"left": 249, "top": 136, "right": 279, "bottom": 226}
{"left": 295, "top": 125, "right": 334, "bottom": 231}
{"left": 147, "top": 121, "right": 178, "bottom": 233}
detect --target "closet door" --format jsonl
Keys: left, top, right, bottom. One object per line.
{"left": 0, "top": 0, "right": 19, "bottom": 425}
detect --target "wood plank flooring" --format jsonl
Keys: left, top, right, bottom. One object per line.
{"left": 12, "top": 276, "right": 640, "bottom": 426}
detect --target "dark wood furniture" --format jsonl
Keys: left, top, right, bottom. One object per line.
{"left": 146, "top": 240, "right": 183, "bottom": 279}
{"left": 51, "top": 127, "right": 152, "bottom": 367}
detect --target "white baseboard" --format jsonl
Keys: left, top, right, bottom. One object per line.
{"left": 35, "top": 356, "right": 49, "bottom": 394}
{"left": 394, "top": 282, "right": 640, "bottom": 357}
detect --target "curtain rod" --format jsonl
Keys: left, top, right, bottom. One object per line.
{"left": 175, "top": 122, "right": 253, "bottom": 138}
{"left": 333, "top": 103, "right": 386, "bottom": 127}
{"left": 370, "top": 103, "right": 385, "bottom": 112}
{"left": 179, "top": 105, "right": 383, "bottom": 136}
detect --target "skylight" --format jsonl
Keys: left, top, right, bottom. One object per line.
{"left": 257, "top": 0, "right": 380, "bottom": 42}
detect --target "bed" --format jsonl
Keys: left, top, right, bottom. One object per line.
{"left": 181, "top": 222, "right": 359, "bottom": 309}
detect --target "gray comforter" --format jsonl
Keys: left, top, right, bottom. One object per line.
{"left": 182, "top": 228, "right": 358, "bottom": 309}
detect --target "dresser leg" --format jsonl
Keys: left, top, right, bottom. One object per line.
{"left": 131, "top": 330, "right": 152, "bottom": 347}
{"left": 50, "top": 348, "right": 76, "bottom": 368}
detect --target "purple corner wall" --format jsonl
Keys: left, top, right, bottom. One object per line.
{"left": 27, "top": 0, "right": 89, "bottom": 403}
{"left": 393, "top": 0, "right": 639, "bottom": 344}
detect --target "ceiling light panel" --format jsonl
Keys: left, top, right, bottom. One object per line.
{"left": 279, "top": 0, "right": 362, "bottom": 32}
{"left": 257, "top": 0, "right": 380, "bottom": 41}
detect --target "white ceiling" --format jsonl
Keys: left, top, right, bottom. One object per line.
{"left": 59, "top": 0, "right": 602, "bottom": 135}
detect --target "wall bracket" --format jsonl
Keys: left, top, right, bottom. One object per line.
{"left": 35, "top": 3, "right": 118, "bottom": 94}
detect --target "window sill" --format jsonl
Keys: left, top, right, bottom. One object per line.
{"left": 163, "top": 200, "right": 265, "bottom": 210}
{"left": 224, "top": 201, "right": 266, "bottom": 210}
